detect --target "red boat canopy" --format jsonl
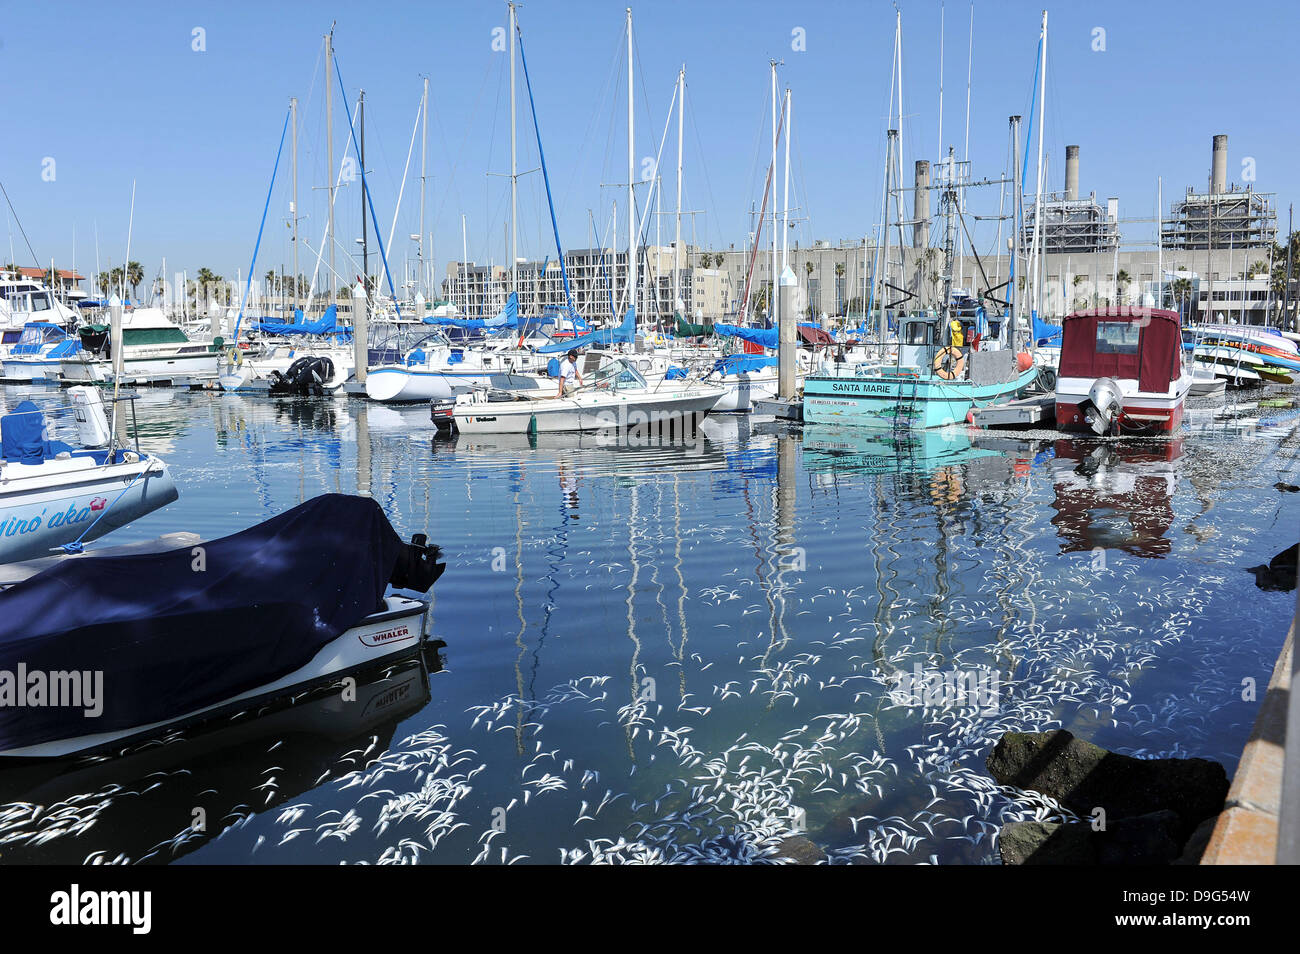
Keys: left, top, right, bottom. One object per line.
{"left": 1058, "top": 307, "right": 1182, "bottom": 392}
{"left": 798, "top": 326, "right": 834, "bottom": 345}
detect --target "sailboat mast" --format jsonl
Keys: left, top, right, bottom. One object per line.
{"left": 360, "top": 89, "right": 368, "bottom": 297}
{"left": 325, "top": 28, "right": 335, "bottom": 309}
{"left": 420, "top": 76, "right": 429, "bottom": 302}
{"left": 291, "top": 96, "right": 299, "bottom": 314}
{"left": 770, "top": 60, "right": 778, "bottom": 325}
{"left": 627, "top": 7, "right": 636, "bottom": 320}
{"left": 674, "top": 65, "right": 684, "bottom": 316}
{"left": 879, "top": 129, "right": 895, "bottom": 345}
{"left": 782, "top": 88, "right": 791, "bottom": 274}
{"left": 509, "top": 1, "right": 518, "bottom": 299}
{"left": 1030, "top": 10, "right": 1047, "bottom": 318}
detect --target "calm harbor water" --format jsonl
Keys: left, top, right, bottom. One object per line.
{"left": 1, "top": 384, "right": 1298, "bottom": 864}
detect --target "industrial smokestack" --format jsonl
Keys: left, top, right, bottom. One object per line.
{"left": 1211, "top": 134, "right": 1228, "bottom": 194}
{"left": 1064, "top": 145, "right": 1080, "bottom": 201}
{"left": 913, "top": 160, "right": 930, "bottom": 249}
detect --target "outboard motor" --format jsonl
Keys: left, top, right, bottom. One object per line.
{"left": 68, "top": 386, "right": 113, "bottom": 448}
{"left": 1080, "top": 377, "right": 1123, "bottom": 436}
{"left": 389, "top": 533, "right": 446, "bottom": 593}
{"left": 268, "top": 356, "right": 335, "bottom": 396}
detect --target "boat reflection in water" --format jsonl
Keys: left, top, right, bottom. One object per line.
{"left": 0, "top": 644, "right": 444, "bottom": 865}
{"left": 1047, "top": 438, "right": 1182, "bottom": 558}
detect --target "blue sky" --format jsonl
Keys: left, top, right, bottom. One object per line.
{"left": 3, "top": 0, "right": 1296, "bottom": 291}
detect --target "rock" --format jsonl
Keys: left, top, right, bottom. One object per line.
{"left": 987, "top": 730, "right": 1228, "bottom": 843}
{"left": 775, "top": 835, "right": 825, "bottom": 865}
{"left": 1174, "top": 813, "right": 1219, "bottom": 865}
{"left": 999, "top": 810, "right": 1182, "bottom": 865}
{"left": 1247, "top": 543, "right": 1298, "bottom": 592}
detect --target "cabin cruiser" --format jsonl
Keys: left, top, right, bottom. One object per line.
{"left": 451, "top": 358, "right": 725, "bottom": 434}
{"left": 1054, "top": 307, "right": 1192, "bottom": 435}
{"left": 59, "top": 307, "right": 223, "bottom": 384}
{"left": 0, "top": 494, "right": 444, "bottom": 759}
{"left": 0, "top": 280, "right": 78, "bottom": 351}
{"left": 0, "top": 388, "right": 178, "bottom": 563}
{"left": 218, "top": 305, "right": 355, "bottom": 393}
{"left": 0, "top": 322, "right": 80, "bottom": 381}
{"left": 364, "top": 327, "right": 554, "bottom": 402}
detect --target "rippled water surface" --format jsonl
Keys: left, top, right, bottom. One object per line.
{"left": 1, "top": 384, "right": 1297, "bottom": 865}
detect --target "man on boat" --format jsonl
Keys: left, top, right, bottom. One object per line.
{"left": 557, "top": 349, "right": 583, "bottom": 397}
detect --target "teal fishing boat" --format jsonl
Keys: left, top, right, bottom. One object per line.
{"left": 804, "top": 314, "right": 1040, "bottom": 429}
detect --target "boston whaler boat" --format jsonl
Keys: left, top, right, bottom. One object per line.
{"left": 451, "top": 357, "right": 725, "bottom": 434}
{"left": 0, "top": 494, "right": 445, "bottom": 759}
{"left": 0, "top": 387, "right": 178, "bottom": 563}
{"left": 1054, "top": 307, "right": 1192, "bottom": 435}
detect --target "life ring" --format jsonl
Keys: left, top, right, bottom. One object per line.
{"left": 226, "top": 346, "right": 242, "bottom": 366}
{"left": 933, "top": 346, "right": 965, "bottom": 380}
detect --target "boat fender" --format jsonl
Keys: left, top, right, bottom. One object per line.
{"left": 933, "top": 347, "right": 965, "bottom": 380}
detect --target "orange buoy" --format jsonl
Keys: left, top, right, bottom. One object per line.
{"left": 1016, "top": 351, "right": 1033, "bottom": 372}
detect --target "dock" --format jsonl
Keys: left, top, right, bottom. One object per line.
{"left": 753, "top": 397, "right": 803, "bottom": 421}
{"left": 970, "top": 393, "right": 1054, "bottom": 428}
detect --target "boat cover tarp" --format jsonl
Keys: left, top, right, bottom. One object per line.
{"left": 676, "top": 317, "right": 714, "bottom": 337}
{"left": 1033, "top": 313, "right": 1063, "bottom": 347}
{"left": 709, "top": 354, "right": 777, "bottom": 376}
{"left": 713, "top": 324, "right": 777, "bottom": 348}
{"left": 537, "top": 307, "right": 635, "bottom": 353}
{"left": 1, "top": 401, "right": 73, "bottom": 462}
{"left": 1058, "top": 307, "right": 1181, "bottom": 392}
{"left": 0, "top": 494, "right": 406, "bottom": 752}
{"left": 256, "top": 304, "right": 341, "bottom": 337}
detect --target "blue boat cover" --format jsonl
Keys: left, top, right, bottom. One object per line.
{"left": 709, "top": 354, "right": 777, "bottom": 376}
{"left": 713, "top": 324, "right": 778, "bottom": 349}
{"left": 1033, "top": 313, "right": 1062, "bottom": 347}
{"left": 1, "top": 401, "right": 73, "bottom": 463}
{"left": 0, "top": 494, "right": 408, "bottom": 752}
{"left": 257, "top": 304, "right": 340, "bottom": 337}
{"left": 538, "top": 307, "right": 636, "bottom": 354}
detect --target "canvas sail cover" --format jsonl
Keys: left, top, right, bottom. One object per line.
{"left": 0, "top": 494, "right": 411, "bottom": 752}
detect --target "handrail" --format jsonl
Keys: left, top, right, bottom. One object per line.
{"left": 1276, "top": 565, "right": 1300, "bottom": 862}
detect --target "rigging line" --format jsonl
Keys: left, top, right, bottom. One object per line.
{"left": 333, "top": 56, "right": 403, "bottom": 317}
{"left": 384, "top": 93, "right": 425, "bottom": 265}
{"left": 0, "top": 179, "right": 44, "bottom": 272}
{"left": 430, "top": 48, "right": 499, "bottom": 249}
{"left": 233, "top": 106, "right": 292, "bottom": 343}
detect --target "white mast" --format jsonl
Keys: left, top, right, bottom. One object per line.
{"left": 626, "top": 7, "right": 636, "bottom": 320}
{"left": 325, "top": 28, "right": 335, "bottom": 308}
{"left": 674, "top": 65, "right": 684, "bottom": 316}
{"left": 461, "top": 213, "right": 469, "bottom": 313}
{"left": 782, "top": 88, "right": 791, "bottom": 273}
{"left": 1030, "top": 10, "right": 1047, "bottom": 318}
{"left": 509, "top": 2, "right": 518, "bottom": 298}
{"left": 1156, "top": 176, "right": 1163, "bottom": 306}
{"left": 937, "top": 2, "right": 944, "bottom": 154}
{"left": 963, "top": 2, "right": 974, "bottom": 163}
{"left": 291, "top": 95, "right": 299, "bottom": 314}
{"left": 770, "top": 60, "right": 778, "bottom": 325}
{"left": 420, "top": 76, "right": 429, "bottom": 302}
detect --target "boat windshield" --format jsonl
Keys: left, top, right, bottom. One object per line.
{"left": 589, "top": 358, "right": 647, "bottom": 390}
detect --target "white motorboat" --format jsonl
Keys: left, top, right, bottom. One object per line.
{"left": 365, "top": 329, "right": 553, "bottom": 402}
{"left": 0, "top": 322, "right": 81, "bottom": 381}
{"left": 59, "top": 307, "right": 222, "bottom": 384}
{"left": 0, "top": 388, "right": 178, "bottom": 563}
{"left": 0, "top": 494, "right": 445, "bottom": 760}
{"left": 219, "top": 343, "right": 356, "bottom": 393}
{"left": 452, "top": 359, "right": 725, "bottom": 434}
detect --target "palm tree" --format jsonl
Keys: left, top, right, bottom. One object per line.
{"left": 97, "top": 271, "right": 112, "bottom": 297}
{"left": 1116, "top": 268, "right": 1130, "bottom": 305}
{"left": 126, "top": 261, "right": 144, "bottom": 301}
{"left": 834, "top": 262, "right": 845, "bottom": 314}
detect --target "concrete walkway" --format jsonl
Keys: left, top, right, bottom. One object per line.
{"left": 1201, "top": 623, "right": 1292, "bottom": 864}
